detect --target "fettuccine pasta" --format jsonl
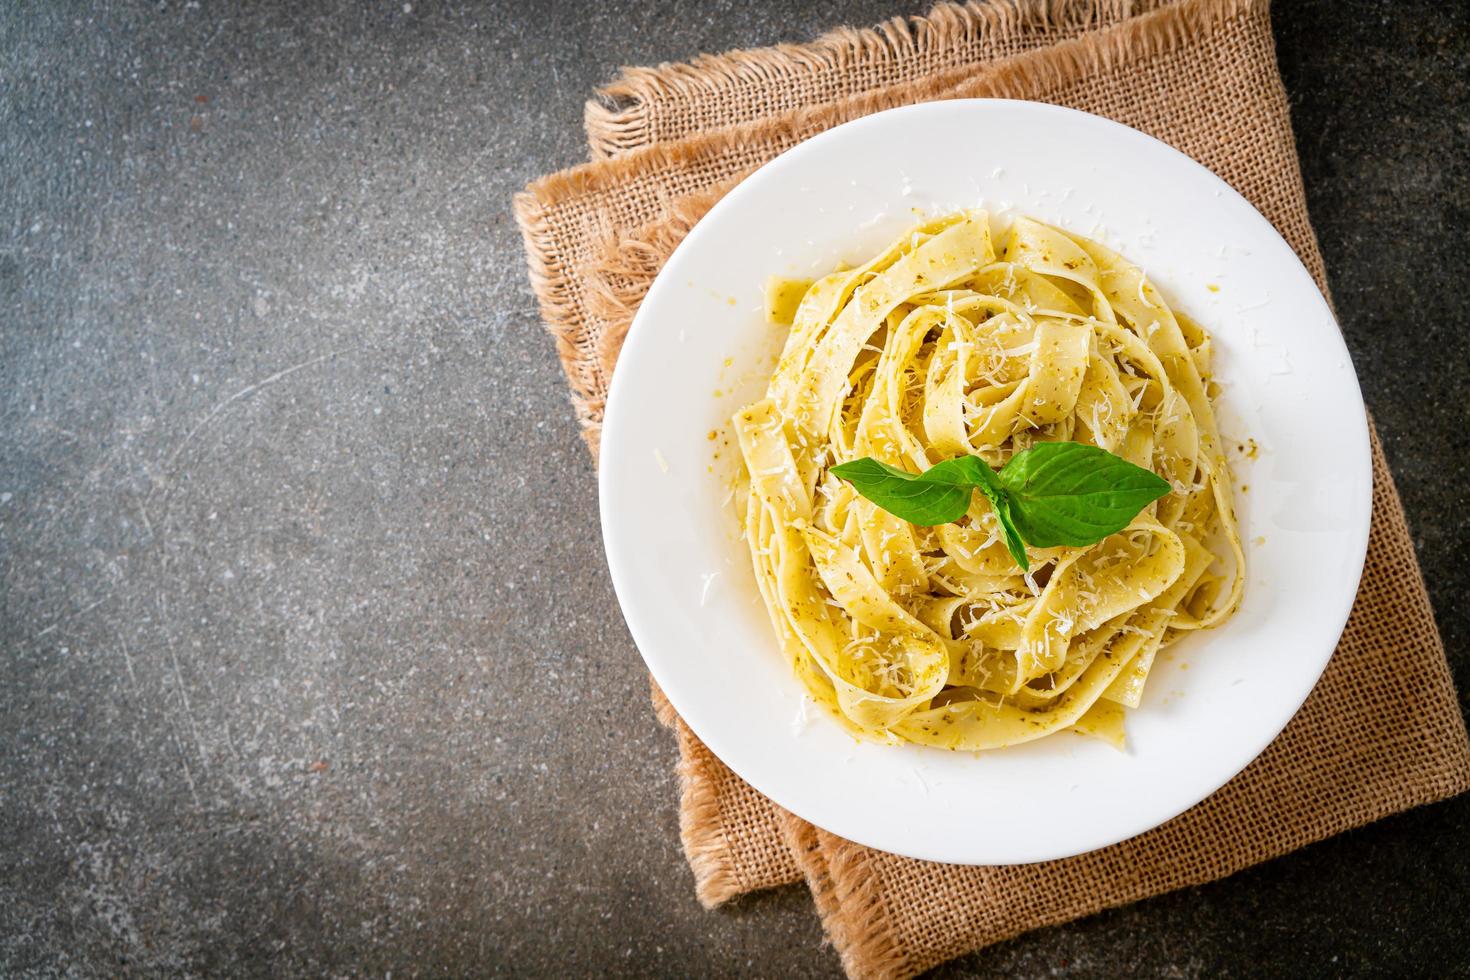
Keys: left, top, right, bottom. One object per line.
{"left": 733, "top": 211, "right": 1243, "bottom": 750}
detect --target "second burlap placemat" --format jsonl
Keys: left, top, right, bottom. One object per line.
{"left": 515, "top": 1, "right": 1470, "bottom": 976}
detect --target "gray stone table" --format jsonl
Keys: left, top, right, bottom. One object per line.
{"left": 2, "top": 1, "right": 1466, "bottom": 976}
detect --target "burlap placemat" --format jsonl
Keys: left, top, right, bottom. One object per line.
{"left": 515, "top": 1, "right": 1470, "bottom": 976}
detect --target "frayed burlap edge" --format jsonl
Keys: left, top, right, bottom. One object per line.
{"left": 584, "top": 0, "right": 1170, "bottom": 159}
{"left": 674, "top": 720, "right": 745, "bottom": 907}
{"left": 539, "top": 0, "right": 1253, "bottom": 216}
{"left": 652, "top": 679, "right": 748, "bottom": 907}
{"left": 653, "top": 676, "right": 782, "bottom": 906}
{"left": 782, "top": 813, "right": 911, "bottom": 980}
{"left": 513, "top": 172, "right": 607, "bottom": 458}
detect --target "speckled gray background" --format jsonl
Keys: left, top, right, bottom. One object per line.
{"left": 1, "top": 1, "right": 1466, "bottom": 977}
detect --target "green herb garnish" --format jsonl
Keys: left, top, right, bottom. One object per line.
{"left": 829, "top": 442, "right": 1171, "bottom": 572}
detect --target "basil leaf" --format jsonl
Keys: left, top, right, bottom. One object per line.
{"left": 827, "top": 457, "right": 973, "bottom": 527}
{"left": 987, "top": 490, "right": 1032, "bottom": 573}
{"left": 828, "top": 442, "right": 1165, "bottom": 572}
{"left": 828, "top": 455, "right": 1033, "bottom": 570}
{"left": 996, "top": 441, "right": 1171, "bottom": 547}
{"left": 957, "top": 459, "right": 1031, "bottom": 572}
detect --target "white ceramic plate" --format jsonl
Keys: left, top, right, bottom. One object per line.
{"left": 599, "top": 100, "right": 1370, "bottom": 865}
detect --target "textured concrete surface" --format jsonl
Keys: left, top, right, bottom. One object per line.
{"left": 1, "top": 1, "right": 1466, "bottom": 976}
